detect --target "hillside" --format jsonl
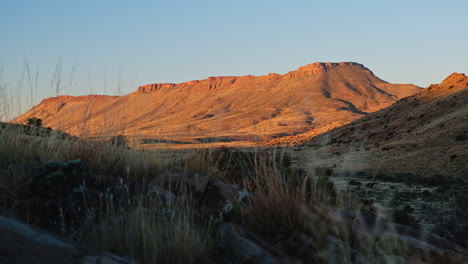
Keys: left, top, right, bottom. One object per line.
{"left": 302, "top": 73, "right": 468, "bottom": 177}
{"left": 11, "top": 62, "right": 420, "bottom": 148}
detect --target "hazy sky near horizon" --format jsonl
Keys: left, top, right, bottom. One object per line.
{"left": 1, "top": 0, "right": 468, "bottom": 115}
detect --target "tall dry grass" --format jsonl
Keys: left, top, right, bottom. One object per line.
{"left": 79, "top": 199, "right": 216, "bottom": 264}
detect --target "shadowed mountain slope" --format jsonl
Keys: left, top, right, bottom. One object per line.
{"left": 12, "top": 62, "right": 420, "bottom": 148}
{"left": 303, "top": 73, "right": 468, "bottom": 177}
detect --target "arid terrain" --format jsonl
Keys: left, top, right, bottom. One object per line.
{"left": 4, "top": 1, "right": 468, "bottom": 262}
{"left": 11, "top": 62, "right": 420, "bottom": 148}
{"left": 2, "top": 63, "right": 468, "bottom": 264}
{"left": 300, "top": 72, "right": 468, "bottom": 178}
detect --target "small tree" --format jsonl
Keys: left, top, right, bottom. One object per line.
{"left": 27, "top": 117, "right": 42, "bottom": 127}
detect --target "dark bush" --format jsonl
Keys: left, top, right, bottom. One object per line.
{"left": 349, "top": 179, "right": 362, "bottom": 186}
{"left": 27, "top": 117, "right": 42, "bottom": 127}
{"left": 109, "top": 135, "right": 129, "bottom": 148}
{"left": 455, "top": 134, "right": 468, "bottom": 141}
{"left": 392, "top": 209, "right": 420, "bottom": 229}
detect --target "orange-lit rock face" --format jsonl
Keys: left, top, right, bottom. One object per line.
{"left": 420, "top": 73, "right": 468, "bottom": 100}
{"left": 12, "top": 62, "right": 421, "bottom": 148}
{"left": 137, "top": 83, "right": 177, "bottom": 92}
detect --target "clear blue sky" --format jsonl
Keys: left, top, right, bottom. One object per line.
{"left": 1, "top": 0, "right": 467, "bottom": 115}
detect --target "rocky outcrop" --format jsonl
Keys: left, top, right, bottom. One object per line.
{"left": 422, "top": 72, "right": 468, "bottom": 98}
{"left": 136, "top": 83, "right": 177, "bottom": 93}
{"left": 151, "top": 169, "right": 246, "bottom": 222}
{"left": 24, "top": 160, "right": 97, "bottom": 231}
{"left": 137, "top": 62, "right": 374, "bottom": 93}
{"left": 21, "top": 160, "right": 130, "bottom": 234}
{"left": 285, "top": 62, "right": 372, "bottom": 78}
{"left": 440, "top": 72, "right": 468, "bottom": 87}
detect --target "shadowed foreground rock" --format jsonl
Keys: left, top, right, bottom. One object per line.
{"left": 0, "top": 215, "right": 134, "bottom": 264}
{"left": 217, "top": 212, "right": 468, "bottom": 264}
{"left": 218, "top": 223, "right": 279, "bottom": 264}
{"left": 22, "top": 160, "right": 132, "bottom": 234}
{"left": 152, "top": 169, "right": 245, "bottom": 221}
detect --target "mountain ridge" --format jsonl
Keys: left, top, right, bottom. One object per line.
{"left": 11, "top": 62, "right": 421, "bottom": 148}
{"left": 136, "top": 62, "right": 375, "bottom": 93}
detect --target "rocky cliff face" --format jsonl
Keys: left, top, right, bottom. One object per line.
{"left": 136, "top": 62, "right": 373, "bottom": 93}
{"left": 11, "top": 62, "right": 420, "bottom": 148}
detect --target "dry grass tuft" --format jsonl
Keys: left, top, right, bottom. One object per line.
{"left": 80, "top": 200, "right": 216, "bottom": 264}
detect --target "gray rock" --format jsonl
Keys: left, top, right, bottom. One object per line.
{"left": 153, "top": 170, "right": 246, "bottom": 222}
{"left": 218, "top": 223, "right": 278, "bottom": 264}
{"left": 382, "top": 255, "right": 407, "bottom": 264}
{"left": 24, "top": 159, "right": 97, "bottom": 232}
{"left": 0, "top": 215, "right": 73, "bottom": 249}
{"left": 199, "top": 178, "right": 242, "bottom": 221}
{"left": 147, "top": 185, "right": 176, "bottom": 206}
{"left": 0, "top": 215, "right": 135, "bottom": 264}
{"left": 152, "top": 170, "right": 210, "bottom": 202}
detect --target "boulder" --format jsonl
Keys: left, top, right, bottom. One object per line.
{"left": 218, "top": 223, "right": 279, "bottom": 264}
{"left": 152, "top": 170, "right": 209, "bottom": 203}
{"left": 0, "top": 215, "right": 134, "bottom": 264}
{"left": 29, "top": 160, "right": 95, "bottom": 199}
{"left": 199, "top": 178, "right": 245, "bottom": 222}
{"left": 24, "top": 160, "right": 97, "bottom": 232}
{"left": 23, "top": 160, "right": 129, "bottom": 234}
{"left": 147, "top": 185, "right": 176, "bottom": 206}
{"left": 152, "top": 170, "right": 247, "bottom": 222}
